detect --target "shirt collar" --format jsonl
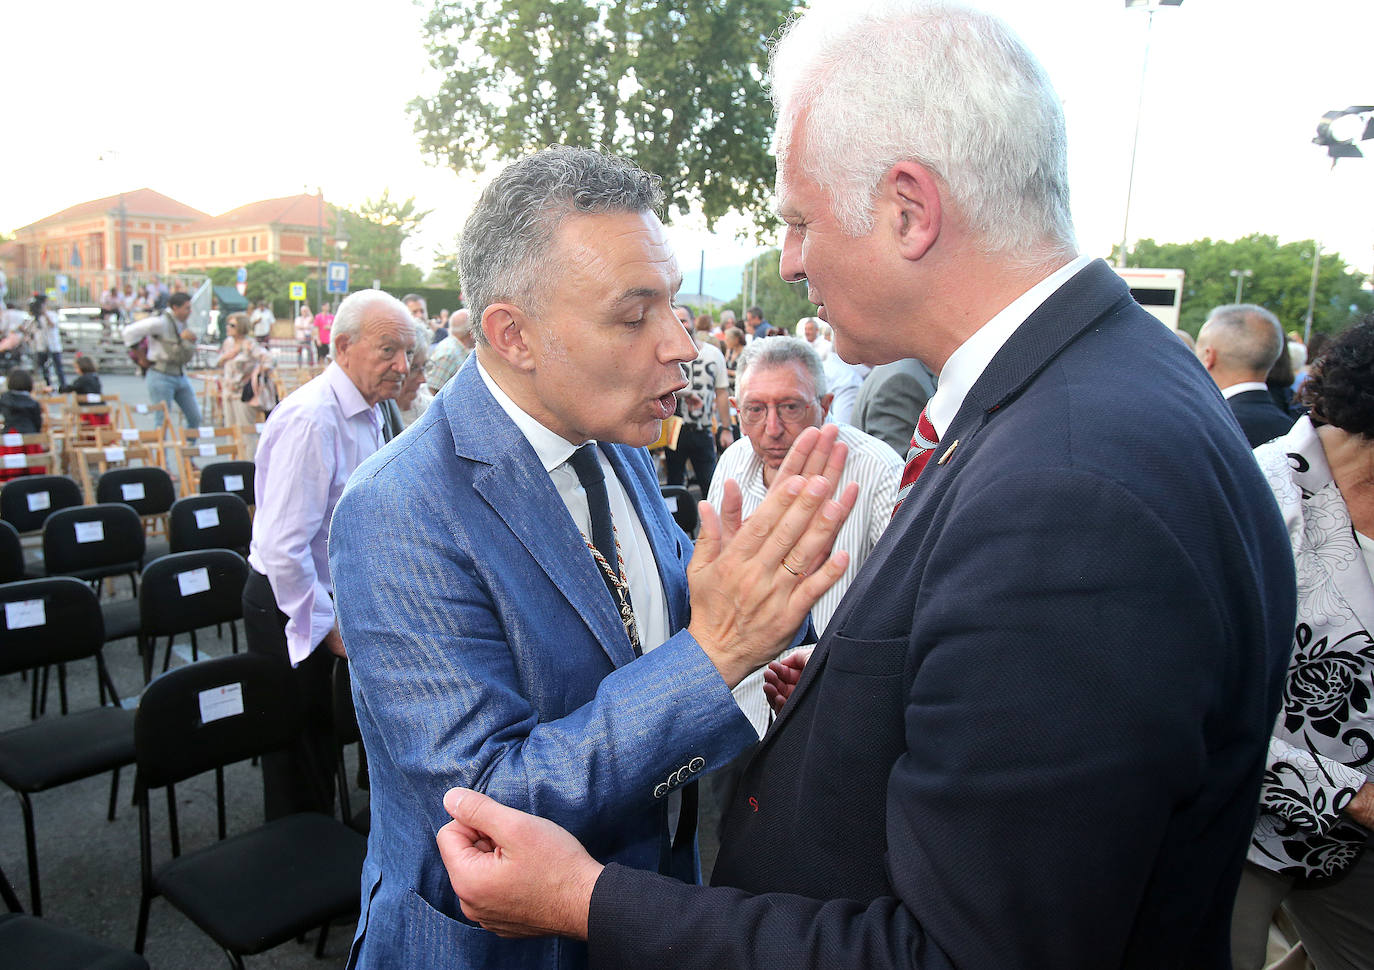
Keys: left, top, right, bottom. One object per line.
{"left": 925, "top": 254, "right": 1093, "bottom": 439}
{"left": 1221, "top": 381, "right": 1269, "bottom": 399}
{"left": 476, "top": 355, "right": 581, "bottom": 472}
{"left": 325, "top": 361, "right": 379, "bottom": 422}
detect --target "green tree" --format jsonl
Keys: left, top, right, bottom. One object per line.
{"left": 1119, "top": 235, "right": 1373, "bottom": 337}
{"left": 722, "top": 248, "right": 814, "bottom": 329}
{"left": 427, "top": 238, "right": 463, "bottom": 291}
{"left": 339, "top": 191, "right": 432, "bottom": 289}
{"left": 410, "top": 0, "right": 791, "bottom": 228}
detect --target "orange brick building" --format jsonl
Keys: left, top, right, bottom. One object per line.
{"left": 162, "top": 193, "right": 340, "bottom": 273}
{"left": 9, "top": 188, "right": 207, "bottom": 279}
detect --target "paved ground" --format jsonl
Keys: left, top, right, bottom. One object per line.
{"left": 1, "top": 369, "right": 724, "bottom": 969}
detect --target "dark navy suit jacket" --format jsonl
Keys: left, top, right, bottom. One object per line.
{"left": 1227, "top": 388, "right": 1296, "bottom": 448}
{"left": 587, "top": 260, "right": 1296, "bottom": 969}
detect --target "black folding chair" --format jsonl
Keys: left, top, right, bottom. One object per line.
{"left": 42, "top": 504, "right": 145, "bottom": 598}
{"left": 331, "top": 658, "right": 369, "bottom": 835}
{"left": 0, "top": 859, "right": 149, "bottom": 970}
{"left": 138, "top": 550, "right": 248, "bottom": 683}
{"left": 168, "top": 494, "right": 252, "bottom": 557}
{"left": 0, "top": 474, "right": 83, "bottom": 536}
{"left": 0, "top": 578, "right": 135, "bottom": 916}
{"left": 132, "top": 653, "right": 367, "bottom": 966}
{"left": 95, "top": 466, "right": 176, "bottom": 566}
{"left": 198, "top": 461, "right": 256, "bottom": 510}
{"left": 660, "top": 484, "right": 700, "bottom": 538}
{"left": 0, "top": 521, "right": 25, "bottom": 583}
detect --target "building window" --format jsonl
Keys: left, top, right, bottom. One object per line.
{"left": 131, "top": 242, "right": 145, "bottom": 264}
{"left": 251, "top": 235, "right": 258, "bottom": 253}
{"left": 191, "top": 242, "right": 197, "bottom": 257}
{"left": 230, "top": 238, "right": 237, "bottom": 254}
{"left": 210, "top": 240, "right": 217, "bottom": 256}
{"left": 175, "top": 243, "right": 181, "bottom": 258}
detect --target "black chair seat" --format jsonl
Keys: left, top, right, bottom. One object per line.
{"left": 155, "top": 813, "right": 365, "bottom": 955}
{"left": 141, "top": 540, "right": 170, "bottom": 569}
{"left": 0, "top": 912, "right": 150, "bottom": 970}
{"left": 100, "top": 600, "right": 141, "bottom": 642}
{"left": 0, "top": 707, "right": 136, "bottom": 792}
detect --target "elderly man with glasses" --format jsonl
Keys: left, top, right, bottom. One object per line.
{"left": 708, "top": 335, "right": 901, "bottom": 736}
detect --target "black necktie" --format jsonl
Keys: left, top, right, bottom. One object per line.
{"left": 569, "top": 444, "right": 619, "bottom": 581}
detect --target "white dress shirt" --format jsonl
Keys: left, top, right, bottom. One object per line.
{"left": 926, "top": 254, "right": 1094, "bottom": 439}
{"left": 248, "top": 363, "right": 382, "bottom": 665}
{"left": 1221, "top": 381, "right": 1269, "bottom": 399}
{"left": 708, "top": 424, "right": 903, "bottom": 735}
{"left": 477, "top": 359, "right": 670, "bottom": 653}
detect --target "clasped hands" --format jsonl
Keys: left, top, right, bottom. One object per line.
{"left": 435, "top": 424, "right": 856, "bottom": 940}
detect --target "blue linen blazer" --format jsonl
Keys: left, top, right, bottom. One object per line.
{"left": 587, "top": 259, "right": 1298, "bottom": 969}
{"left": 329, "top": 359, "right": 756, "bottom": 970}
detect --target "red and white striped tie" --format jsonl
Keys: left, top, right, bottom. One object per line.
{"left": 892, "top": 407, "right": 939, "bottom": 516}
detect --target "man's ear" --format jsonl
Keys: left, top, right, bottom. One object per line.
{"left": 819, "top": 393, "right": 834, "bottom": 419}
{"left": 884, "top": 160, "right": 943, "bottom": 262}
{"left": 482, "top": 304, "right": 536, "bottom": 371}
{"left": 1197, "top": 344, "right": 1216, "bottom": 371}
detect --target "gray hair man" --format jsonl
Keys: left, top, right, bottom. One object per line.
{"left": 243, "top": 288, "right": 414, "bottom": 822}
{"left": 328, "top": 147, "right": 854, "bottom": 970}
{"left": 1195, "top": 304, "right": 1296, "bottom": 447}
{"left": 434, "top": 5, "right": 1296, "bottom": 970}
{"left": 425, "top": 308, "right": 472, "bottom": 394}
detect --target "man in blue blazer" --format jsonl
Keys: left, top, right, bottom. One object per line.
{"left": 434, "top": 5, "right": 1297, "bottom": 968}
{"left": 329, "top": 148, "right": 855, "bottom": 969}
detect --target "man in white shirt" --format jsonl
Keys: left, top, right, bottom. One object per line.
{"left": 708, "top": 335, "right": 900, "bottom": 735}
{"left": 799, "top": 315, "right": 831, "bottom": 360}
{"left": 433, "top": 5, "right": 1296, "bottom": 969}
{"left": 242, "top": 288, "right": 415, "bottom": 820}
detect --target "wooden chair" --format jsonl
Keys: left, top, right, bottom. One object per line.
{"left": 176, "top": 428, "right": 245, "bottom": 495}
{"left": 122, "top": 401, "right": 171, "bottom": 431}
{"left": 73, "top": 444, "right": 163, "bottom": 505}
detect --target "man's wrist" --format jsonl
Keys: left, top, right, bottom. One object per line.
{"left": 561, "top": 858, "right": 605, "bottom": 940}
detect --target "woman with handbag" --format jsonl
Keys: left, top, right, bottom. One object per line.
{"left": 215, "top": 312, "right": 273, "bottom": 427}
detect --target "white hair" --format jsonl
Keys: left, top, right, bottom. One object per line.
{"left": 770, "top": 0, "right": 1076, "bottom": 258}
{"left": 330, "top": 289, "right": 412, "bottom": 357}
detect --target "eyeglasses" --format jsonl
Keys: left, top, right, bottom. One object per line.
{"left": 738, "top": 400, "right": 814, "bottom": 426}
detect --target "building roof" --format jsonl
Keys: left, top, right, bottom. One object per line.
{"left": 15, "top": 188, "right": 207, "bottom": 232}
{"left": 175, "top": 194, "right": 337, "bottom": 236}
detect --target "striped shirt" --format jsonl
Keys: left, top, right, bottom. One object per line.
{"left": 707, "top": 423, "right": 902, "bottom": 736}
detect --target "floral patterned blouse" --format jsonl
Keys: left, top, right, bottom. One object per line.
{"left": 1250, "top": 416, "right": 1374, "bottom": 879}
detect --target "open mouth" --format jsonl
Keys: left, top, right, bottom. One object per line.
{"left": 654, "top": 382, "right": 687, "bottom": 419}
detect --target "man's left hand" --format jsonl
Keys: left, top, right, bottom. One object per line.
{"left": 437, "top": 788, "right": 603, "bottom": 940}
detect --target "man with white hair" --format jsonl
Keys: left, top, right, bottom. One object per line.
{"left": 433, "top": 3, "right": 1296, "bottom": 968}
{"left": 426, "top": 307, "right": 472, "bottom": 394}
{"left": 798, "top": 315, "right": 830, "bottom": 360}
{"left": 243, "top": 288, "right": 416, "bottom": 820}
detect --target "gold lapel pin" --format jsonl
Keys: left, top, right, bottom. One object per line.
{"left": 937, "top": 440, "right": 959, "bottom": 465}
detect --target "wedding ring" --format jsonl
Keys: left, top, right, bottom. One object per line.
{"left": 781, "top": 560, "right": 805, "bottom": 577}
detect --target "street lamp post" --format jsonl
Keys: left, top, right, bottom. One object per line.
{"left": 1229, "top": 268, "right": 1253, "bottom": 303}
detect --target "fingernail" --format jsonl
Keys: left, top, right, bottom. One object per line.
{"left": 785, "top": 477, "right": 803, "bottom": 495}
{"left": 806, "top": 478, "right": 828, "bottom": 496}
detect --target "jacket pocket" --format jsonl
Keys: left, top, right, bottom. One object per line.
{"left": 825, "top": 632, "right": 907, "bottom": 677}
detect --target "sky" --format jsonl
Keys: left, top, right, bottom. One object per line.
{"left": 5, "top": 0, "right": 1372, "bottom": 297}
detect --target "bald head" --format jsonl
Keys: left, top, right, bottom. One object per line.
{"left": 1195, "top": 304, "right": 1284, "bottom": 387}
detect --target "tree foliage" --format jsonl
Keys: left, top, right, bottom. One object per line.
{"left": 410, "top": 0, "right": 791, "bottom": 228}
{"left": 338, "top": 191, "right": 432, "bottom": 289}
{"left": 1119, "top": 235, "right": 1373, "bottom": 337}
{"left": 720, "top": 248, "right": 813, "bottom": 330}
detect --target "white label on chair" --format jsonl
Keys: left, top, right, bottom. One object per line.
{"left": 198, "top": 444, "right": 217, "bottom": 457}
{"left": 176, "top": 566, "right": 211, "bottom": 597}
{"left": 4, "top": 599, "right": 45, "bottom": 630}
{"left": 26, "top": 491, "right": 50, "bottom": 512}
{"left": 136, "top": 404, "right": 149, "bottom": 414}
{"left": 255, "top": 423, "right": 266, "bottom": 433}
{"left": 103, "top": 447, "right": 126, "bottom": 462}
{"left": 198, "top": 683, "right": 244, "bottom": 724}
{"left": 2, "top": 454, "right": 25, "bottom": 469}
{"left": 120, "top": 428, "right": 139, "bottom": 442}
{"left": 194, "top": 507, "right": 220, "bottom": 529}
{"left": 223, "top": 474, "right": 244, "bottom": 492}
{"left": 120, "top": 482, "right": 146, "bottom": 501}
{"left": 74, "top": 521, "right": 105, "bottom": 544}
{"left": 198, "top": 426, "right": 215, "bottom": 438}
{"left": 664, "top": 495, "right": 678, "bottom": 512}
{"left": 85, "top": 394, "right": 101, "bottom": 403}
{"left": 2, "top": 433, "right": 21, "bottom": 446}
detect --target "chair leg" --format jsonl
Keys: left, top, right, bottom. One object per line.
{"left": 56, "top": 662, "right": 68, "bottom": 715}
{"left": 223, "top": 948, "right": 246, "bottom": 970}
{"left": 190, "top": 629, "right": 199, "bottom": 663}
{"left": 0, "top": 861, "right": 23, "bottom": 913}
{"left": 230, "top": 622, "right": 239, "bottom": 655}
{"left": 162, "top": 637, "right": 173, "bottom": 674}
{"left": 134, "top": 890, "right": 152, "bottom": 953}
{"left": 139, "top": 634, "right": 152, "bottom": 685}
{"left": 315, "top": 919, "right": 330, "bottom": 958}
{"left": 18, "top": 792, "right": 40, "bottom": 916}
{"left": 28, "top": 667, "right": 40, "bottom": 720}
{"left": 107, "top": 767, "right": 121, "bottom": 822}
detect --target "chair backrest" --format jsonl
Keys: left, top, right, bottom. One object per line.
{"left": 0, "top": 521, "right": 24, "bottom": 584}
{"left": 134, "top": 652, "right": 302, "bottom": 790}
{"left": 198, "top": 460, "right": 256, "bottom": 507}
{"left": 660, "top": 485, "right": 700, "bottom": 538}
{"left": 0, "top": 475, "right": 83, "bottom": 534}
{"left": 123, "top": 400, "right": 171, "bottom": 430}
{"left": 0, "top": 576, "right": 104, "bottom": 676}
{"left": 42, "top": 503, "right": 146, "bottom": 580}
{"left": 138, "top": 548, "right": 248, "bottom": 639}
{"left": 96, "top": 466, "right": 177, "bottom": 518}
{"left": 168, "top": 493, "right": 252, "bottom": 555}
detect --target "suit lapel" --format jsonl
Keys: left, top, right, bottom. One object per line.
{"left": 758, "top": 260, "right": 1135, "bottom": 747}
{"left": 446, "top": 362, "right": 637, "bottom": 669}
